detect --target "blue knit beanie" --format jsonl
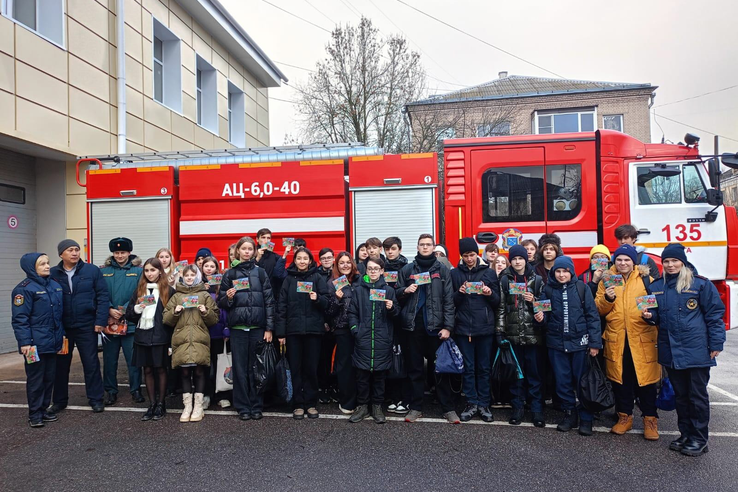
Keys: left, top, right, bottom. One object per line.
{"left": 661, "top": 243, "right": 688, "bottom": 265}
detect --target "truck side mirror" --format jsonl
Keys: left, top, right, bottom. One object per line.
{"left": 706, "top": 189, "right": 723, "bottom": 207}
{"left": 476, "top": 232, "right": 498, "bottom": 243}
{"left": 707, "top": 158, "right": 721, "bottom": 188}
{"left": 722, "top": 153, "right": 738, "bottom": 170}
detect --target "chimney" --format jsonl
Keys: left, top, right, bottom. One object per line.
{"left": 498, "top": 71, "right": 508, "bottom": 78}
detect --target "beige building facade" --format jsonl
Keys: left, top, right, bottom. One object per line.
{"left": 0, "top": 0, "right": 286, "bottom": 352}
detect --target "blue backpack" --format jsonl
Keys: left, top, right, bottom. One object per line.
{"left": 435, "top": 339, "right": 465, "bottom": 374}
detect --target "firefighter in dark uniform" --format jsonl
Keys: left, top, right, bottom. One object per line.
{"left": 11, "top": 253, "right": 64, "bottom": 427}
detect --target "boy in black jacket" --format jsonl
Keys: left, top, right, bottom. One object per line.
{"left": 451, "top": 237, "right": 500, "bottom": 423}
{"left": 383, "top": 236, "right": 409, "bottom": 415}
{"left": 396, "top": 234, "right": 457, "bottom": 424}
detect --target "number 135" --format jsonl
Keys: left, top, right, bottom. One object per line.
{"left": 662, "top": 224, "right": 701, "bottom": 241}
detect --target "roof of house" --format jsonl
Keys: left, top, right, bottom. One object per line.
{"left": 407, "top": 74, "right": 656, "bottom": 106}
{"left": 175, "top": 0, "right": 288, "bottom": 87}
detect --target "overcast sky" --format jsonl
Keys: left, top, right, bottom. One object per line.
{"left": 221, "top": 0, "right": 738, "bottom": 156}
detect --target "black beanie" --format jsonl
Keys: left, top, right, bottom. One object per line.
{"left": 508, "top": 244, "right": 528, "bottom": 261}
{"left": 661, "top": 243, "right": 688, "bottom": 266}
{"left": 459, "top": 237, "right": 478, "bottom": 256}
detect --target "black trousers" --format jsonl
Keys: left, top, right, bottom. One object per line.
{"left": 334, "top": 331, "right": 357, "bottom": 410}
{"left": 386, "top": 328, "right": 408, "bottom": 403}
{"left": 611, "top": 342, "right": 657, "bottom": 417}
{"left": 405, "top": 316, "right": 454, "bottom": 412}
{"left": 669, "top": 366, "right": 711, "bottom": 444}
{"left": 231, "top": 329, "right": 264, "bottom": 415}
{"left": 26, "top": 353, "right": 56, "bottom": 421}
{"left": 356, "top": 369, "right": 387, "bottom": 405}
{"left": 53, "top": 327, "right": 104, "bottom": 406}
{"left": 286, "top": 334, "right": 322, "bottom": 409}
{"left": 318, "top": 331, "right": 336, "bottom": 391}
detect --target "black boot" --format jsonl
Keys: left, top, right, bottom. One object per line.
{"left": 578, "top": 419, "right": 593, "bottom": 436}
{"left": 557, "top": 410, "right": 578, "bottom": 432}
{"left": 104, "top": 392, "right": 117, "bottom": 406}
{"left": 509, "top": 408, "right": 524, "bottom": 425}
{"left": 152, "top": 402, "right": 165, "bottom": 421}
{"left": 132, "top": 390, "right": 145, "bottom": 403}
{"left": 669, "top": 435, "right": 689, "bottom": 451}
{"left": 141, "top": 404, "right": 155, "bottom": 421}
{"left": 349, "top": 405, "right": 370, "bottom": 423}
{"left": 532, "top": 412, "right": 546, "bottom": 428}
{"left": 680, "top": 438, "right": 709, "bottom": 456}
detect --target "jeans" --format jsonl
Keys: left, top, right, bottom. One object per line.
{"left": 549, "top": 348, "right": 592, "bottom": 421}
{"left": 334, "top": 331, "right": 357, "bottom": 410}
{"left": 509, "top": 344, "right": 544, "bottom": 413}
{"left": 611, "top": 342, "right": 657, "bottom": 417}
{"left": 102, "top": 332, "right": 141, "bottom": 395}
{"left": 454, "top": 334, "right": 493, "bottom": 407}
{"left": 356, "top": 369, "right": 387, "bottom": 405}
{"left": 286, "top": 334, "right": 322, "bottom": 409}
{"left": 53, "top": 327, "right": 104, "bottom": 406}
{"left": 669, "top": 367, "right": 711, "bottom": 445}
{"left": 26, "top": 353, "right": 56, "bottom": 421}
{"left": 231, "top": 328, "right": 264, "bottom": 415}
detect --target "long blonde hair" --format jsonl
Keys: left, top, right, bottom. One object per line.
{"left": 676, "top": 265, "right": 694, "bottom": 294}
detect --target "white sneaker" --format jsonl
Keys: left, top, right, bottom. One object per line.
{"left": 218, "top": 399, "right": 231, "bottom": 409}
{"left": 202, "top": 396, "right": 211, "bottom": 410}
{"left": 395, "top": 402, "right": 409, "bottom": 415}
{"left": 387, "top": 402, "right": 398, "bottom": 413}
{"left": 339, "top": 404, "right": 354, "bottom": 415}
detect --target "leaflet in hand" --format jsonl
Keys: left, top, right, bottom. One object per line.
{"left": 465, "top": 281, "right": 484, "bottom": 294}
{"left": 509, "top": 282, "right": 527, "bottom": 295}
{"left": 591, "top": 257, "right": 609, "bottom": 271}
{"left": 297, "top": 281, "right": 314, "bottom": 293}
{"left": 233, "top": 277, "right": 250, "bottom": 291}
{"left": 604, "top": 274, "right": 624, "bottom": 288}
{"left": 282, "top": 238, "right": 295, "bottom": 247}
{"left": 182, "top": 296, "right": 200, "bottom": 308}
{"left": 207, "top": 274, "right": 223, "bottom": 286}
{"left": 383, "top": 271, "right": 398, "bottom": 283}
{"left": 174, "top": 260, "right": 189, "bottom": 272}
{"left": 635, "top": 295, "right": 658, "bottom": 311}
{"left": 332, "top": 275, "right": 349, "bottom": 291}
{"left": 370, "top": 289, "right": 386, "bottom": 302}
{"left": 137, "top": 295, "right": 156, "bottom": 306}
{"left": 533, "top": 300, "right": 552, "bottom": 313}
{"left": 411, "top": 272, "right": 431, "bottom": 285}
{"left": 261, "top": 241, "right": 275, "bottom": 251}
{"left": 25, "top": 345, "right": 40, "bottom": 364}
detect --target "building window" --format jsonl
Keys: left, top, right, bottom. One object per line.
{"left": 536, "top": 109, "right": 595, "bottom": 134}
{"left": 195, "top": 55, "right": 217, "bottom": 133}
{"left": 436, "top": 127, "right": 456, "bottom": 143}
{"left": 4, "top": 0, "right": 64, "bottom": 47}
{"left": 0, "top": 183, "right": 26, "bottom": 204}
{"left": 152, "top": 18, "right": 182, "bottom": 112}
{"left": 477, "top": 122, "right": 511, "bottom": 137}
{"left": 603, "top": 114, "right": 623, "bottom": 132}
{"left": 227, "top": 81, "right": 245, "bottom": 146}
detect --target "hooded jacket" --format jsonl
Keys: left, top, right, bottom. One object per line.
{"left": 125, "top": 285, "right": 176, "bottom": 347}
{"left": 450, "top": 258, "right": 500, "bottom": 337}
{"left": 275, "top": 264, "right": 330, "bottom": 337}
{"left": 348, "top": 276, "right": 399, "bottom": 371}
{"left": 540, "top": 256, "right": 602, "bottom": 352}
{"left": 326, "top": 274, "right": 360, "bottom": 334}
{"left": 256, "top": 249, "right": 287, "bottom": 300}
{"left": 647, "top": 267, "right": 725, "bottom": 369}
{"left": 396, "top": 256, "right": 455, "bottom": 333}
{"left": 164, "top": 282, "right": 220, "bottom": 367}
{"left": 207, "top": 284, "right": 229, "bottom": 338}
{"left": 595, "top": 265, "right": 659, "bottom": 386}
{"left": 11, "top": 253, "right": 64, "bottom": 354}
{"left": 50, "top": 259, "right": 109, "bottom": 330}
{"left": 217, "top": 259, "right": 275, "bottom": 333}
{"left": 496, "top": 263, "right": 545, "bottom": 345}
{"left": 101, "top": 255, "right": 143, "bottom": 334}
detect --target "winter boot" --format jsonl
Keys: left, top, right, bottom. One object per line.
{"left": 180, "top": 393, "right": 193, "bottom": 423}
{"left": 372, "top": 404, "right": 386, "bottom": 424}
{"left": 643, "top": 416, "right": 659, "bottom": 441}
{"left": 557, "top": 410, "right": 578, "bottom": 432}
{"left": 349, "top": 405, "right": 370, "bottom": 423}
{"left": 189, "top": 393, "right": 205, "bottom": 422}
{"left": 610, "top": 412, "right": 633, "bottom": 435}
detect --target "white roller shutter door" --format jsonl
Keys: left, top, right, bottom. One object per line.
{"left": 353, "top": 187, "right": 436, "bottom": 253}
{"left": 0, "top": 150, "right": 36, "bottom": 353}
{"left": 90, "top": 199, "right": 171, "bottom": 265}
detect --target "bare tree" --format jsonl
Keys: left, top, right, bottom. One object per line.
{"left": 295, "top": 17, "right": 426, "bottom": 153}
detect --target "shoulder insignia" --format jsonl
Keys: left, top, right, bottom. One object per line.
{"left": 686, "top": 298, "right": 698, "bottom": 310}
{"left": 36, "top": 291, "right": 47, "bottom": 295}
{"left": 126, "top": 273, "right": 138, "bottom": 277}
{"left": 103, "top": 273, "right": 114, "bottom": 277}
{"left": 19, "top": 279, "right": 31, "bottom": 287}
{"left": 13, "top": 294, "right": 24, "bottom": 306}
{"left": 651, "top": 291, "right": 664, "bottom": 295}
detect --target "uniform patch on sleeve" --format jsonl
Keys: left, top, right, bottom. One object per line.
{"left": 13, "top": 294, "right": 24, "bottom": 306}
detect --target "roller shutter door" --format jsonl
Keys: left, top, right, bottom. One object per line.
{"left": 89, "top": 199, "right": 171, "bottom": 265}
{"left": 353, "top": 187, "right": 436, "bottom": 254}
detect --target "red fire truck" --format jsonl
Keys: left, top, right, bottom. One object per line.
{"left": 76, "top": 130, "right": 738, "bottom": 329}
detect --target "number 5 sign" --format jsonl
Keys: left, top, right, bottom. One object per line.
{"left": 7, "top": 216, "right": 18, "bottom": 229}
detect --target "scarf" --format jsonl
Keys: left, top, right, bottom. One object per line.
{"left": 414, "top": 253, "right": 436, "bottom": 270}
{"left": 139, "top": 283, "right": 159, "bottom": 330}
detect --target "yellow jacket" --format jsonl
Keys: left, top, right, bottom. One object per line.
{"left": 595, "top": 265, "right": 659, "bottom": 386}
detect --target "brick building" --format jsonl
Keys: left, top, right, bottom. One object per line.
{"left": 405, "top": 72, "right": 656, "bottom": 150}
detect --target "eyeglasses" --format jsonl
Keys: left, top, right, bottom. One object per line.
{"left": 366, "top": 267, "right": 382, "bottom": 272}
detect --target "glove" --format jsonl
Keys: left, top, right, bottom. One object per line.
{"left": 495, "top": 333, "right": 505, "bottom": 346}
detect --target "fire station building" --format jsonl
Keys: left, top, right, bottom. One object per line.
{"left": 0, "top": 0, "right": 286, "bottom": 352}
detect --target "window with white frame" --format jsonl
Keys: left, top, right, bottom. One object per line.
{"left": 477, "top": 121, "right": 511, "bottom": 137}
{"left": 195, "top": 55, "right": 217, "bottom": 133}
{"left": 4, "top": 0, "right": 64, "bottom": 46}
{"left": 227, "top": 81, "right": 245, "bottom": 147}
{"left": 603, "top": 114, "right": 623, "bottom": 132}
{"left": 436, "top": 127, "right": 456, "bottom": 143}
{"left": 535, "top": 109, "right": 595, "bottom": 134}
{"left": 152, "top": 18, "right": 182, "bottom": 112}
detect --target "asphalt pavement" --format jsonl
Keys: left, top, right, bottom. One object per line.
{"left": 1, "top": 331, "right": 737, "bottom": 491}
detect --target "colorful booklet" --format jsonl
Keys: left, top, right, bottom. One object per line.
{"left": 591, "top": 257, "right": 609, "bottom": 271}
{"left": 412, "top": 272, "right": 431, "bottom": 285}
{"left": 297, "top": 281, "right": 314, "bottom": 293}
{"left": 332, "top": 275, "right": 349, "bottom": 290}
{"left": 465, "top": 281, "right": 484, "bottom": 294}
{"left": 533, "top": 300, "right": 552, "bottom": 313}
{"left": 510, "top": 282, "right": 527, "bottom": 295}
{"left": 174, "top": 260, "right": 189, "bottom": 272}
{"left": 635, "top": 295, "right": 658, "bottom": 311}
{"left": 604, "top": 274, "right": 625, "bottom": 288}
{"left": 137, "top": 295, "right": 156, "bottom": 306}
{"left": 233, "top": 277, "right": 250, "bottom": 291}
{"left": 383, "top": 271, "right": 398, "bottom": 283}
{"left": 370, "top": 289, "right": 386, "bottom": 301}
{"left": 282, "top": 238, "right": 295, "bottom": 247}
{"left": 261, "top": 241, "right": 275, "bottom": 251}
{"left": 25, "top": 345, "right": 40, "bottom": 364}
{"left": 182, "top": 296, "right": 200, "bottom": 308}
{"left": 207, "top": 274, "right": 223, "bottom": 286}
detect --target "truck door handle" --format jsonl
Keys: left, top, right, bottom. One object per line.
{"left": 637, "top": 228, "right": 650, "bottom": 235}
